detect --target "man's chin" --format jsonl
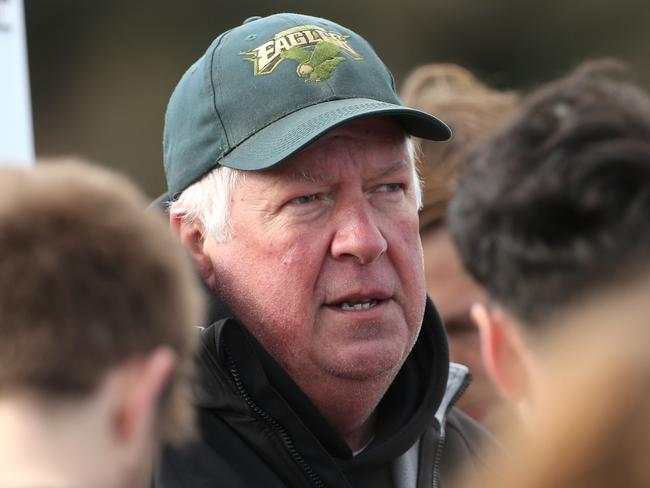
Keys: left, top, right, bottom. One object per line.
{"left": 318, "top": 343, "right": 407, "bottom": 381}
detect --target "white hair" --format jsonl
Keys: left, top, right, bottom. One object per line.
{"left": 169, "top": 166, "right": 242, "bottom": 242}
{"left": 407, "top": 137, "right": 422, "bottom": 209}
{"left": 170, "top": 136, "right": 421, "bottom": 242}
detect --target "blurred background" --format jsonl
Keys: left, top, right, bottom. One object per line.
{"left": 25, "top": 0, "right": 650, "bottom": 198}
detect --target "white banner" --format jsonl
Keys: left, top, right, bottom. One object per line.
{"left": 0, "top": 0, "right": 34, "bottom": 166}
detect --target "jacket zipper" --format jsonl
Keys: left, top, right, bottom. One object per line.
{"left": 224, "top": 345, "right": 326, "bottom": 488}
{"left": 432, "top": 373, "right": 471, "bottom": 488}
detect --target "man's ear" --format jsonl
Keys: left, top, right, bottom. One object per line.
{"left": 170, "top": 214, "right": 216, "bottom": 288}
{"left": 111, "top": 347, "right": 177, "bottom": 446}
{"left": 470, "top": 303, "right": 532, "bottom": 405}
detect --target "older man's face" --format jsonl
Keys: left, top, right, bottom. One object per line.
{"left": 204, "top": 117, "right": 426, "bottom": 387}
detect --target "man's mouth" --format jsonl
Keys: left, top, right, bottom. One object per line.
{"left": 338, "top": 299, "right": 379, "bottom": 311}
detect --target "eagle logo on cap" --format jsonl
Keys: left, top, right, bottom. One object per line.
{"left": 281, "top": 41, "right": 345, "bottom": 82}
{"left": 241, "top": 25, "right": 363, "bottom": 82}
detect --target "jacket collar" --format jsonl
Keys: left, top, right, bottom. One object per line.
{"left": 195, "top": 292, "right": 450, "bottom": 473}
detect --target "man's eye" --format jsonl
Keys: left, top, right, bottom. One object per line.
{"left": 291, "top": 194, "right": 318, "bottom": 205}
{"left": 376, "top": 183, "right": 403, "bottom": 193}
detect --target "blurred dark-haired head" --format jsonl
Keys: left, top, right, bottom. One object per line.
{"left": 449, "top": 60, "right": 650, "bottom": 327}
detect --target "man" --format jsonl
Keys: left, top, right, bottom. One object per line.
{"left": 448, "top": 61, "right": 650, "bottom": 418}
{"left": 400, "top": 63, "right": 519, "bottom": 429}
{"left": 156, "top": 13, "right": 496, "bottom": 488}
{"left": 0, "top": 160, "right": 204, "bottom": 487}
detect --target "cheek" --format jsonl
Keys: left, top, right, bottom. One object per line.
{"left": 259, "top": 220, "right": 325, "bottom": 269}
{"left": 279, "top": 240, "right": 311, "bottom": 268}
{"left": 391, "top": 216, "right": 425, "bottom": 282}
{"left": 210, "top": 238, "right": 319, "bottom": 357}
{"left": 274, "top": 231, "right": 326, "bottom": 277}
{"left": 239, "top": 232, "right": 328, "bottom": 319}
{"left": 249, "top": 236, "right": 331, "bottom": 362}
{"left": 386, "top": 216, "right": 426, "bottom": 329}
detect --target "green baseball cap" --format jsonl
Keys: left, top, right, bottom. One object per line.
{"left": 160, "top": 13, "right": 451, "bottom": 202}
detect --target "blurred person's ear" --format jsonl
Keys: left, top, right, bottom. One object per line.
{"left": 470, "top": 303, "right": 533, "bottom": 409}
{"left": 110, "top": 346, "right": 177, "bottom": 446}
{"left": 170, "top": 214, "right": 215, "bottom": 288}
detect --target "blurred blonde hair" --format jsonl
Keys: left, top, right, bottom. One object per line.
{"left": 0, "top": 159, "right": 205, "bottom": 446}
{"left": 400, "top": 63, "right": 518, "bottom": 232}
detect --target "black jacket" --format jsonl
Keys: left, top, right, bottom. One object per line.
{"left": 155, "top": 297, "right": 497, "bottom": 487}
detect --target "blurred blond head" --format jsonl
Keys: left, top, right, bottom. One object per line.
{"left": 400, "top": 63, "right": 518, "bottom": 230}
{"left": 0, "top": 159, "right": 204, "bottom": 488}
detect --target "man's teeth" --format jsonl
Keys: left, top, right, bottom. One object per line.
{"left": 339, "top": 300, "right": 378, "bottom": 311}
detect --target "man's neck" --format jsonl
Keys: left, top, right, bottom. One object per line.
{"left": 342, "top": 411, "right": 377, "bottom": 452}
{"left": 294, "top": 372, "right": 396, "bottom": 452}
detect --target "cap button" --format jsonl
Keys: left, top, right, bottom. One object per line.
{"left": 243, "top": 16, "right": 262, "bottom": 24}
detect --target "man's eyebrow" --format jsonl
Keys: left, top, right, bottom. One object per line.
{"left": 287, "top": 169, "right": 323, "bottom": 183}
{"left": 375, "top": 159, "right": 411, "bottom": 179}
{"left": 285, "top": 159, "right": 410, "bottom": 183}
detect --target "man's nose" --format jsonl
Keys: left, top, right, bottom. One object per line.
{"left": 330, "top": 203, "right": 388, "bottom": 264}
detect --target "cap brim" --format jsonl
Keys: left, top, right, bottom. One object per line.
{"left": 219, "top": 98, "right": 451, "bottom": 171}
{"left": 149, "top": 191, "right": 171, "bottom": 211}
